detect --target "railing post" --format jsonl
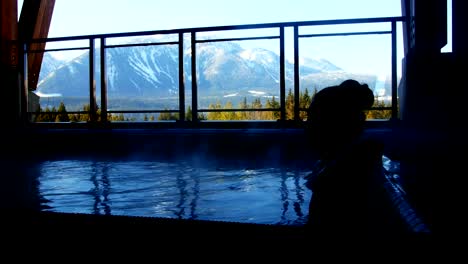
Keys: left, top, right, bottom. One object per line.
{"left": 89, "top": 38, "right": 97, "bottom": 123}
{"left": 100, "top": 37, "right": 108, "bottom": 123}
{"left": 293, "top": 26, "right": 300, "bottom": 122}
{"left": 179, "top": 32, "right": 185, "bottom": 122}
{"left": 191, "top": 32, "right": 198, "bottom": 123}
{"left": 391, "top": 21, "right": 398, "bottom": 120}
{"left": 279, "top": 26, "right": 286, "bottom": 121}
{"left": 22, "top": 43, "right": 29, "bottom": 124}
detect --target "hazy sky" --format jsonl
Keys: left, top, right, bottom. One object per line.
{"left": 16, "top": 0, "right": 452, "bottom": 77}
{"left": 18, "top": 0, "right": 401, "bottom": 35}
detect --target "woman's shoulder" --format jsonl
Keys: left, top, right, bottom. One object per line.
{"left": 332, "top": 136, "right": 384, "bottom": 180}
{"left": 351, "top": 136, "right": 384, "bottom": 160}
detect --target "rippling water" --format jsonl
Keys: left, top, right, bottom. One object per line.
{"left": 38, "top": 159, "right": 312, "bottom": 225}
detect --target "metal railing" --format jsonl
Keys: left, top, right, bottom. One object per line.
{"left": 22, "top": 16, "right": 404, "bottom": 128}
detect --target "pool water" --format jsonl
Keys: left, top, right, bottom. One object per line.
{"left": 37, "top": 158, "right": 312, "bottom": 225}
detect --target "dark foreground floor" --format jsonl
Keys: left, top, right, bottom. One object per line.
{"left": 1, "top": 210, "right": 432, "bottom": 246}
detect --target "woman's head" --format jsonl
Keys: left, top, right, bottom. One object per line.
{"left": 306, "top": 79, "right": 374, "bottom": 154}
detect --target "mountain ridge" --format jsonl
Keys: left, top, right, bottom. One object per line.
{"left": 36, "top": 39, "right": 382, "bottom": 103}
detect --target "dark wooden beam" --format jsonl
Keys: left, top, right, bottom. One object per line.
{"left": 18, "top": 0, "right": 55, "bottom": 90}
{"left": 1, "top": 0, "right": 22, "bottom": 126}
{"left": 1, "top": 0, "right": 18, "bottom": 68}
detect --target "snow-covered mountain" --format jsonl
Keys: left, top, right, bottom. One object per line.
{"left": 37, "top": 53, "right": 64, "bottom": 87}
{"left": 36, "top": 37, "right": 380, "bottom": 98}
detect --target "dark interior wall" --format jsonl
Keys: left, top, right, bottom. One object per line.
{"left": 400, "top": 0, "right": 446, "bottom": 126}
{"left": 400, "top": 0, "right": 468, "bottom": 132}
{"left": 452, "top": 0, "right": 468, "bottom": 56}
{"left": 399, "top": 0, "right": 468, "bottom": 237}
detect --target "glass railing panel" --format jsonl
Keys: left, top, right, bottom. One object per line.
{"left": 196, "top": 38, "right": 281, "bottom": 121}
{"left": 104, "top": 44, "right": 181, "bottom": 122}
{"left": 298, "top": 28, "right": 393, "bottom": 120}
{"left": 30, "top": 41, "right": 91, "bottom": 122}
{"left": 25, "top": 17, "right": 404, "bottom": 126}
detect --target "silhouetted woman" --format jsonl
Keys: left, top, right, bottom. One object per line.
{"left": 304, "top": 79, "right": 399, "bottom": 239}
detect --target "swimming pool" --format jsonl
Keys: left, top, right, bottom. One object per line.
{"left": 9, "top": 128, "right": 427, "bottom": 231}
{"left": 37, "top": 157, "right": 313, "bottom": 225}
{"left": 33, "top": 152, "right": 413, "bottom": 230}
{"left": 1, "top": 127, "right": 433, "bottom": 242}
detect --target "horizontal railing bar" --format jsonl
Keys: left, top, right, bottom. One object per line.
{"left": 188, "top": 17, "right": 405, "bottom": 33}
{"left": 28, "top": 107, "right": 392, "bottom": 115}
{"left": 105, "top": 41, "right": 179, "bottom": 49}
{"left": 199, "top": 108, "right": 280, "bottom": 112}
{"left": 107, "top": 110, "right": 179, "bottom": 114}
{"left": 368, "top": 107, "right": 393, "bottom": 110}
{"left": 196, "top": 35, "right": 279, "bottom": 43}
{"left": 299, "top": 30, "right": 391, "bottom": 38}
{"left": 27, "top": 111, "right": 89, "bottom": 115}
{"left": 26, "top": 46, "right": 89, "bottom": 53}
{"left": 298, "top": 106, "right": 393, "bottom": 111}
{"left": 22, "top": 16, "right": 404, "bottom": 43}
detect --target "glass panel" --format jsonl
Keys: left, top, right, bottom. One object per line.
{"left": 31, "top": 47, "right": 90, "bottom": 122}
{"left": 299, "top": 32, "right": 392, "bottom": 120}
{"left": 365, "top": 109, "right": 392, "bottom": 120}
{"left": 105, "top": 44, "right": 180, "bottom": 122}
{"left": 196, "top": 37, "right": 281, "bottom": 121}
